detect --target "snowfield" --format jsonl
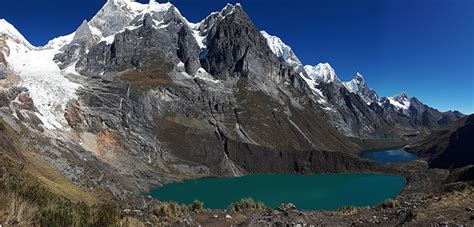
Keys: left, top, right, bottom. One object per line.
{"left": 4, "top": 36, "right": 81, "bottom": 130}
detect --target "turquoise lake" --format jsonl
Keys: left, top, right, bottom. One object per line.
{"left": 359, "top": 147, "right": 419, "bottom": 163}
{"left": 149, "top": 173, "right": 405, "bottom": 210}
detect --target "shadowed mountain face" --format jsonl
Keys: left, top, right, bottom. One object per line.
{"left": 0, "top": 1, "right": 465, "bottom": 197}
{"left": 408, "top": 114, "right": 474, "bottom": 169}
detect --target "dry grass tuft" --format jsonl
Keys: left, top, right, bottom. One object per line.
{"left": 228, "top": 198, "right": 266, "bottom": 213}
{"left": 377, "top": 199, "right": 400, "bottom": 210}
{"left": 152, "top": 200, "right": 204, "bottom": 224}
{"left": 334, "top": 206, "right": 362, "bottom": 215}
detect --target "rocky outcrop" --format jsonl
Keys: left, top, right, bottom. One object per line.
{"left": 54, "top": 20, "right": 99, "bottom": 69}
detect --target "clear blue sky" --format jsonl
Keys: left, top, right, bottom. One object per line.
{"left": 1, "top": 0, "right": 473, "bottom": 113}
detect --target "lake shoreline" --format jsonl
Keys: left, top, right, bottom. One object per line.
{"left": 148, "top": 173, "right": 406, "bottom": 211}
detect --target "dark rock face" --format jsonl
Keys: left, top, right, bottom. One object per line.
{"left": 438, "top": 111, "right": 465, "bottom": 125}
{"left": 54, "top": 20, "right": 99, "bottom": 69}
{"left": 317, "top": 82, "right": 398, "bottom": 138}
{"left": 176, "top": 25, "right": 201, "bottom": 75}
{"left": 0, "top": 66, "right": 6, "bottom": 80}
{"left": 76, "top": 12, "right": 200, "bottom": 77}
{"left": 77, "top": 20, "right": 176, "bottom": 76}
{"left": 409, "top": 114, "right": 474, "bottom": 169}
{"left": 0, "top": 87, "right": 43, "bottom": 131}
{"left": 225, "top": 139, "right": 394, "bottom": 174}
{"left": 201, "top": 6, "right": 283, "bottom": 83}
{"left": 429, "top": 115, "right": 474, "bottom": 168}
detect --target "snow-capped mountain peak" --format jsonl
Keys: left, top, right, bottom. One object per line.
{"left": 0, "top": 19, "right": 34, "bottom": 49}
{"left": 395, "top": 92, "right": 409, "bottom": 100}
{"left": 89, "top": 0, "right": 174, "bottom": 38}
{"left": 383, "top": 92, "right": 411, "bottom": 111}
{"left": 304, "top": 63, "right": 340, "bottom": 83}
{"left": 261, "top": 31, "right": 302, "bottom": 67}
{"left": 221, "top": 3, "right": 242, "bottom": 16}
{"left": 354, "top": 72, "right": 364, "bottom": 80}
{"left": 343, "top": 72, "right": 366, "bottom": 90}
{"left": 342, "top": 72, "right": 379, "bottom": 104}
{"left": 72, "top": 20, "right": 93, "bottom": 43}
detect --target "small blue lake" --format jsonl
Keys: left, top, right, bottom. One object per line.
{"left": 359, "top": 147, "right": 419, "bottom": 163}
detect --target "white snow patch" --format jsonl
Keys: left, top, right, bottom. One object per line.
{"left": 101, "top": 35, "right": 116, "bottom": 45}
{"left": 89, "top": 0, "right": 174, "bottom": 40}
{"left": 342, "top": 72, "right": 364, "bottom": 94}
{"left": 387, "top": 96, "right": 410, "bottom": 110}
{"left": 192, "top": 29, "right": 206, "bottom": 49}
{"left": 300, "top": 73, "right": 335, "bottom": 109}
{"left": 304, "top": 63, "right": 340, "bottom": 84}
{"left": 261, "top": 31, "right": 301, "bottom": 67}
{"left": 5, "top": 38, "right": 81, "bottom": 129}
{"left": 0, "top": 19, "right": 34, "bottom": 49}
{"left": 322, "top": 106, "right": 336, "bottom": 112}
{"left": 194, "top": 68, "right": 221, "bottom": 83}
{"left": 44, "top": 33, "right": 75, "bottom": 50}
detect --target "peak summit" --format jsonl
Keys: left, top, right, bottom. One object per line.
{"left": 0, "top": 19, "right": 34, "bottom": 49}
{"left": 342, "top": 72, "right": 379, "bottom": 104}
{"left": 90, "top": 0, "right": 174, "bottom": 37}
{"left": 382, "top": 92, "right": 411, "bottom": 112}
{"left": 397, "top": 92, "right": 409, "bottom": 99}
{"left": 304, "top": 63, "right": 340, "bottom": 83}
{"left": 354, "top": 72, "right": 364, "bottom": 80}
{"left": 221, "top": 3, "right": 242, "bottom": 16}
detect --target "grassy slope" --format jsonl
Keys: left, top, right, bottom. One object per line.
{"left": 0, "top": 117, "right": 122, "bottom": 226}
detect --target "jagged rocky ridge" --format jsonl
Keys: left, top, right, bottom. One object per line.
{"left": 0, "top": 0, "right": 464, "bottom": 196}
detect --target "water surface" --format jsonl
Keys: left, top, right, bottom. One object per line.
{"left": 149, "top": 173, "right": 405, "bottom": 210}
{"left": 359, "top": 147, "right": 419, "bottom": 163}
